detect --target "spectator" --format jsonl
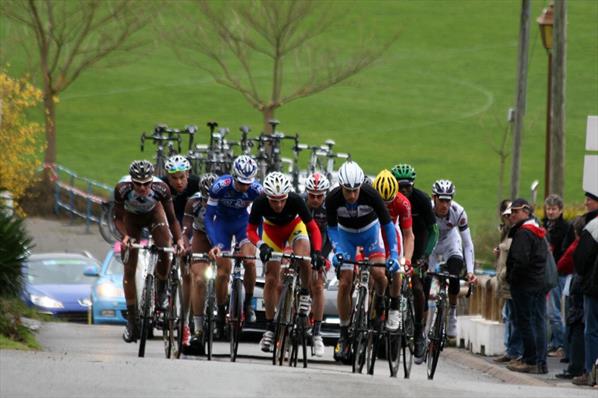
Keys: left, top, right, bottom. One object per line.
{"left": 505, "top": 198, "right": 549, "bottom": 374}
{"left": 543, "top": 194, "right": 569, "bottom": 358}
{"left": 493, "top": 199, "right": 523, "bottom": 364}
{"left": 572, "top": 191, "right": 598, "bottom": 387}
{"left": 555, "top": 216, "right": 586, "bottom": 380}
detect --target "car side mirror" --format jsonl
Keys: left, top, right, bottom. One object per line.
{"left": 83, "top": 265, "right": 100, "bottom": 277}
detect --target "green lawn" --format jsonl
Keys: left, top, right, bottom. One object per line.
{"left": 2, "top": 0, "right": 597, "bottom": 258}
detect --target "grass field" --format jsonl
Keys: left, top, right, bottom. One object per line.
{"left": 2, "top": 0, "right": 597, "bottom": 258}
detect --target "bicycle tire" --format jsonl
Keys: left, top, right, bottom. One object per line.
{"left": 402, "top": 298, "right": 415, "bottom": 378}
{"left": 229, "top": 279, "right": 243, "bottom": 362}
{"left": 98, "top": 204, "right": 116, "bottom": 244}
{"left": 387, "top": 329, "right": 402, "bottom": 377}
{"left": 366, "top": 328, "right": 380, "bottom": 375}
{"left": 300, "top": 318, "right": 308, "bottom": 368}
{"left": 273, "top": 284, "right": 292, "bottom": 366}
{"left": 163, "top": 275, "right": 182, "bottom": 359}
{"left": 138, "top": 274, "right": 154, "bottom": 358}
{"left": 426, "top": 304, "right": 444, "bottom": 380}
{"left": 351, "top": 287, "right": 368, "bottom": 374}
{"left": 206, "top": 279, "right": 215, "bottom": 361}
{"left": 174, "top": 279, "right": 184, "bottom": 359}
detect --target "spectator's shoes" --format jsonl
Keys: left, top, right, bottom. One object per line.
{"left": 312, "top": 335, "right": 325, "bottom": 357}
{"left": 260, "top": 330, "right": 274, "bottom": 353}
{"left": 385, "top": 309, "right": 400, "bottom": 331}
{"left": 507, "top": 361, "right": 537, "bottom": 373}
{"left": 493, "top": 354, "right": 514, "bottom": 363}
{"left": 547, "top": 347, "right": 565, "bottom": 358}
{"left": 555, "top": 371, "right": 579, "bottom": 380}
{"left": 572, "top": 372, "right": 596, "bottom": 387}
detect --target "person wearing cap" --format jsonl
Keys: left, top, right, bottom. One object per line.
{"left": 542, "top": 194, "right": 570, "bottom": 358}
{"left": 113, "top": 160, "right": 184, "bottom": 343}
{"left": 570, "top": 190, "right": 598, "bottom": 386}
{"left": 505, "top": 198, "right": 549, "bottom": 374}
{"left": 493, "top": 199, "right": 523, "bottom": 364}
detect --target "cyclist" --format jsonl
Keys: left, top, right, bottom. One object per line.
{"left": 372, "top": 169, "right": 414, "bottom": 331}
{"left": 246, "top": 172, "right": 323, "bottom": 353}
{"left": 429, "top": 179, "right": 477, "bottom": 338}
{"left": 391, "top": 163, "right": 437, "bottom": 362}
{"left": 326, "top": 161, "right": 401, "bottom": 362}
{"left": 303, "top": 172, "right": 333, "bottom": 357}
{"left": 113, "top": 160, "right": 184, "bottom": 343}
{"left": 161, "top": 154, "right": 200, "bottom": 347}
{"left": 182, "top": 173, "right": 218, "bottom": 350}
{"left": 205, "top": 155, "right": 262, "bottom": 337}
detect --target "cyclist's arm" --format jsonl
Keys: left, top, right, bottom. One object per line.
{"left": 182, "top": 199, "right": 195, "bottom": 243}
{"left": 460, "top": 226, "right": 475, "bottom": 273}
{"left": 204, "top": 200, "right": 218, "bottom": 247}
{"left": 113, "top": 186, "right": 128, "bottom": 239}
{"left": 381, "top": 221, "right": 399, "bottom": 260}
{"left": 424, "top": 223, "right": 439, "bottom": 257}
{"left": 163, "top": 199, "right": 182, "bottom": 242}
{"left": 305, "top": 219, "right": 322, "bottom": 252}
{"left": 402, "top": 226, "right": 415, "bottom": 262}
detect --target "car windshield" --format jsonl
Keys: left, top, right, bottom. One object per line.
{"left": 106, "top": 255, "right": 124, "bottom": 276}
{"left": 26, "top": 258, "right": 97, "bottom": 285}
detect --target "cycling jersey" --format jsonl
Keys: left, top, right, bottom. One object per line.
{"left": 325, "top": 184, "right": 399, "bottom": 266}
{"left": 406, "top": 187, "right": 437, "bottom": 261}
{"left": 160, "top": 174, "right": 200, "bottom": 226}
{"left": 302, "top": 192, "right": 332, "bottom": 258}
{"left": 113, "top": 180, "right": 182, "bottom": 241}
{"left": 184, "top": 192, "right": 207, "bottom": 233}
{"left": 247, "top": 192, "right": 322, "bottom": 252}
{"left": 384, "top": 191, "right": 413, "bottom": 258}
{"left": 204, "top": 175, "right": 262, "bottom": 249}
{"left": 429, "top": 199, "right": 475, "bottom": 273}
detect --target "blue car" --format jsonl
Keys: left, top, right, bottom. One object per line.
{"left": 88, "top": 243, "right": 127, "bottom": 325}
{"left": 22, "top": 253, "right": 100, "bottom": 322}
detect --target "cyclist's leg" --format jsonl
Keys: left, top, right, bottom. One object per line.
{"left": 361, "top": 222, "right": 387, "bottom": 298}
{"left": 310, "top": 264, "right": 326, "bottom": 356}
{"left": 190, "top": 229, "right": 210, "bottom": 336}
{"left": 446, "top": 254, "right": 464, "bottom": 337}
{"left": 150, "top": 204, "right": 172, "bottom": 309}
{"left": 211, "top": 220, "right": 234, "bottom": 322}
{"left": 121, "top": 213, "right": 142, "bottom": 341}
{"left": 237, "top": 236, "right": 257, "bottom": 318}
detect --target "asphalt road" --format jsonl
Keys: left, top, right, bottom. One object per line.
{"left": 2, "top": 322, "right": 597, "bottom": 398}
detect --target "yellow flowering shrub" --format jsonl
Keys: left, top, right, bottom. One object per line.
{"left": 0, "top": 71, "right": 45, "bottom": 215}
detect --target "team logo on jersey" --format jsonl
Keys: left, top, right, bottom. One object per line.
{"left": 212, "top": 177, "right": 232, "bottom": 193}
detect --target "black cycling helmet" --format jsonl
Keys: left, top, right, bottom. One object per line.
{"left": 200, "top": 173, "right": 218, "bottom": 197}
{"left": 129, "top": 160, "right": 154, "bottom": 183}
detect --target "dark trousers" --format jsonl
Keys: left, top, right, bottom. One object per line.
{"left": 567, "top": 321, "right": 585, "bottom": 375}
{"left": 511, "top": 288, "right": 547, "bottom": 367}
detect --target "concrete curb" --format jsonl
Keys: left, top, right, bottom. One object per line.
{"left": 444, "top": 348, "right": 550, "bottom": 387}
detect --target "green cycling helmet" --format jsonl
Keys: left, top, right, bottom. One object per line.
{"left": 391, "top": 164, "right": 416, "bottom": 182}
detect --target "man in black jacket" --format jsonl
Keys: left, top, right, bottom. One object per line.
{"left": 572, "top": 191, "right": 598, "bottom": 386}
{"left": 543, "top": 194, "right": 570, "bottom": 357}
{"left": 505, "top": 198, "right": 549, "bottom": 374}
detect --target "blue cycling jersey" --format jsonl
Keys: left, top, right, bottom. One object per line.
{"left": 204, "top": 175, "right": 263, "bottom": 247}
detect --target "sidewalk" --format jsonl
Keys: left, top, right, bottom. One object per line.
{"left": 446, "top": 347, "right": 596, "bottom": 389}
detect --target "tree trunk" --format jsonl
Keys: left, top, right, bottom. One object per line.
{"left": 550, "top": 0, "right": 566, "bottom": 198}
{"left": 262, "top": 106, "right": 276, "bottom": 133}
{"left": 43, "top": 92, "right": 57, "bottom": 167}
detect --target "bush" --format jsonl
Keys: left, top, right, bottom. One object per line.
{"left": 0, "top": 210, "right": 32, "bottom": 297}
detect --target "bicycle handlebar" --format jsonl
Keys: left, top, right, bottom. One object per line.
{"left": 219, "top": 253, "right": 257, "bottom": 261}
{"left": 128, "top": 242, "right": 175, "bottom": 254}
{"left": 270, "top": 251, "right": 311, "bottom": 262}
{"left": 427, "top": 271, "right": 475, "bottom": 298}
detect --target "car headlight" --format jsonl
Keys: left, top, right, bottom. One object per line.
{"left": 96, "top": 282, "right": 123, "bottom": 298}
{"left": 31, "top": 295, "right": 64, "bottom": 309}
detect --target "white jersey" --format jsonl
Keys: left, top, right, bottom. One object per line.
{"left": 429, "top": 200, "right": 475, "bottom": 273}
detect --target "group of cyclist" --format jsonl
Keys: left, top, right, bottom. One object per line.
{"left": 113, "top": 152, "right": 477, "bottom": 364}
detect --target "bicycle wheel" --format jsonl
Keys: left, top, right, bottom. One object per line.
{"left": 299, "top": 317, "right": 308, "bottom": 369}
{"left": 351, "top": 287, "right": 368, "bottom": 374}
{"left": 402, "top": 298, "right": 415, "bottom": 378}
{"left": 138, "top": 274, "right": 154, "bottom": 358}
{"left": 229, "top": 279, "right": 243, "bottom": 362}
{"left": 163, "top": 274, "right": 183, "bottom": 359}
{"left": 98, "top": 203, "right": 116, "bottom": 244}
{"left": 426, "top": 304, "right": 444, "bottom": 380}
{"left": 273, "top": 284, "right": 292, "bottom": 366}
{"left": 206, "top": 279, "right": 215, "bottom": 360}
{"left": 387, "top": 329, "right": 402, "bottom": 377}
{"left": 366, "top": 328, "right": 381, "bottom": 375}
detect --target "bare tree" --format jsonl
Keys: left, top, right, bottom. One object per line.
{"left": 166, "top": 0, "right": 398, "bottom": 131}
{"left": 1, "top": 0, "right": 152, "bottom": 176}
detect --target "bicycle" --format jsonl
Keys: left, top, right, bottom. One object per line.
{"left": 425, "top": 269, "right": 473, "bottom": 380}
{"left": 124, "top": 242, "right": 175, "bottom": 358}
{"left": 219, "top": 249, "right": 257, "bottom": 362}
{"left": 271, "top": 251, "right": 312, "bottom": 368}
{"left": 189, "top": 252, "right": 215, "bottom": 360}
{"left": 164, "top": 254, "right": 184, "bottom": 359}
{"left": 387, "top": 271, "right": 415, "bottom": 378}
{"left": 335, "top": 255, "right": 386, "bottom": 374}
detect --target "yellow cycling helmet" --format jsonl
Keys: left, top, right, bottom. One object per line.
{"left": 373, "top": 169, "right": 399, "bottom": 201}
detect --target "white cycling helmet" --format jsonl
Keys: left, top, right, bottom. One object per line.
{"left": 432, "top": 179, "right": 456, "bottom": 200}
{"left": 338, "top": 161, "right": 364, "bottom": 189}
{"left": 232, "top": 155, "right": 258, "bottom": 184}
{"left": 165, "top": 154, "right": 191, "bottom": 174}
{"left": 263, "top": 172, "right": 292, "bottom": 199}
{"left": 305, "top": 172, "right": 330, "bottom": 194}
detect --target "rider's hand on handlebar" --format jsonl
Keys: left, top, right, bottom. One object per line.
{"left": 466, "top": 272, "right": 477, "bottom": 284}
{"left": 403, "top": 258, "right": 413, "bottom": 276}
{"left": 209, "top": 245, "right": 222, "bottom": 260}
{"left": 258, "top": 243, "right": 273, "bottom": 263}
{"left": 175, "top": 238, "right": 186, "bottom": 256}
{"left": 121, "top": 235, "right": 131, "bottom": 247}
{"left": 310, "top": 250, "right": 324, "bottom": 270}
{"left": 332, "top": 252, "right": 348, "bottom": 269}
